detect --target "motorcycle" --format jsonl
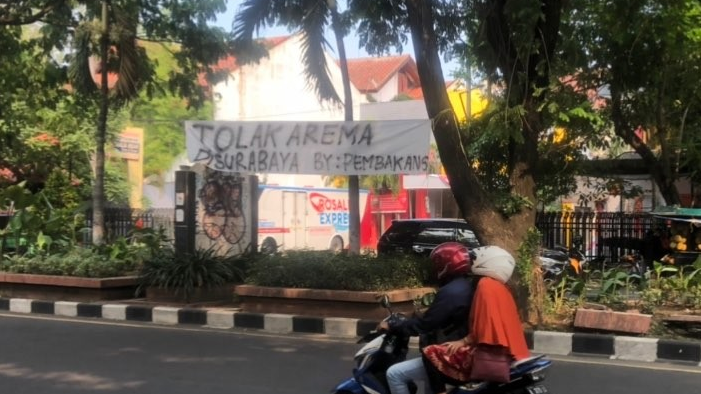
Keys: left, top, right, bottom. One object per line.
{"left": 540, "top": 235, "right": 588, "bottom": 287}
{"left": 332, "top": 296, "right": 553, "bottom": 394}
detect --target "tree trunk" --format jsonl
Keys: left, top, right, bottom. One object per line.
{"left": 331, "top": 8, "right": 360, "bottom": 254}
{"left": 92, "top": 0, "right": 109, "bottom": 245}
{"left": 405, "top": 1, "right": 552, "bottom": 322}
{"left": 405, "top": 0, "right": 516, "bottom": 247}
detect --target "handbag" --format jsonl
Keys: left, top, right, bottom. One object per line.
{"left": 468, "top": 344, "right": 512, "bottom": 383}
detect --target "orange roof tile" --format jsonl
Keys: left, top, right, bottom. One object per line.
{"left": 344, "top": 55, "right": 417, "bottom": 93}
{"left": 405, "top": 86, "right": 423, "bottom": 100}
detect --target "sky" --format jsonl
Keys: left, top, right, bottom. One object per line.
{"left": 214, "top": 0, "right": 460, "bottom": 79}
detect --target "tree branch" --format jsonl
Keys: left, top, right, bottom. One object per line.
{"left": 0, "top": 0, "right": 66, "bottom": 26}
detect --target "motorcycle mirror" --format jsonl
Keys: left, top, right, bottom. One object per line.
{"left": 379, "top": 294, "right": 391, "bottom": 309}
{"left": 420, "top": 292, "right": 435, "bottom": 307}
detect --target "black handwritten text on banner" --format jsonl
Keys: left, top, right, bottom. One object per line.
{"left": 185, "top": 120, "right": 431, "bottom": 175}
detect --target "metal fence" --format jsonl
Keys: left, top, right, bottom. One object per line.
{"left": 536, "top": 211, "right": 655, "bottom": 264}
{"left": 84, "top": 208, "right": 174, "bottom": 244}
{"left": 81, "top": 208, "right": 654, "bottom": 265}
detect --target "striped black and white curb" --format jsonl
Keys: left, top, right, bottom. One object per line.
{"left": 1, "top": 297, "right": 699, "bottom": 366}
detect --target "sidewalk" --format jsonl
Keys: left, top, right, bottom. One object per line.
{"left": 1, "top": 296, "right": 700, "bottom": 366}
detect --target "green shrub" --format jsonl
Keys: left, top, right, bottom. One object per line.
{"left": 0, "top": 247, "right": 138, "bottom": 277}
{"left": 137, "top": 246, "right": 249, "bottom": 301}
{"left": 245, "top": 250, "right": 432, "bottom": 291}
{"left": 0, "top": 227, "right": 169, "bottom": 278}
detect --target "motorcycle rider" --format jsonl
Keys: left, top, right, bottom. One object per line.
{"left": 378, "top": 242, "right": 476, "bottom": 394}
{"left": 422, "top": 245, "right": 529, "bottom": 394}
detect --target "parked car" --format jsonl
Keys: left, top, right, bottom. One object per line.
{"left": 377, "top": 218, "right": 585, "bottom": 286}
{"left": 377, "top": 218, "right": 481, "bottom": 256}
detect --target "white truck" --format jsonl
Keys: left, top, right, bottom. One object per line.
{"left": 257, "top": 185, "right": 370, "bottom": 253}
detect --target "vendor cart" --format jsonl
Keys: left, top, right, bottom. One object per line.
{"left": 649, "top": 207, "right": 701, "bottom": 266}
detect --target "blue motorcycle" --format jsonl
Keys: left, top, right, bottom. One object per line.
{"left": 332, "top": 298, "right": 552, "bottom": 394}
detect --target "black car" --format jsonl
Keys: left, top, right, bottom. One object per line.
{"left": 376, "top": 218, "right": 481, "bottom": 257}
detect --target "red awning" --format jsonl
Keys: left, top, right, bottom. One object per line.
{"left": 371, "top": 191, "right": 409, "bottom": 214}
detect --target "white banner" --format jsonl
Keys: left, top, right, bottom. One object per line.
{"left": 185, "top": 120, "right": 431, "bottom": 175}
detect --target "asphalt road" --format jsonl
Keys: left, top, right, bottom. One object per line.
{"left": 0, "top": 312, "right": 699, "bottom": 394}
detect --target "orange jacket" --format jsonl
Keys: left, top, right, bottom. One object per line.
{"left": 470, "top": 277, "right": 530, "bottom": 361}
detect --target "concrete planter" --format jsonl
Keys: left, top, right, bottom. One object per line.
{"left": 0, "top": 272, "right": 139, "bottom": 302}
{"left": 145, "top": 284, "right": 236, "bottom": 304}
{"left": 234, "top": 284, "right": 435, "bottom": 320}
{"left": 574, "top": 307, "right": 653, "bottom": 335}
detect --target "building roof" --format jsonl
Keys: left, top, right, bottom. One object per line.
{"left": 344, "top": 54, "right": 418, "bottom": 93}
{"left": 204, "top": 36, "right": 422, "bottom": 95}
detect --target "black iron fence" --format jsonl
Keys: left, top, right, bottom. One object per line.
{"left": 84, "top": 208, "right": 174, "bottom": 244}
{"left": 80, "top": 208, "right": 654, "bottom": 265}
{"left": 536, "top": 211, "right": 655, "bottom": 264}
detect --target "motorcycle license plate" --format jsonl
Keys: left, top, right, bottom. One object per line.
{"left": 526, "top": 385, "right": 549, "bottom": 394}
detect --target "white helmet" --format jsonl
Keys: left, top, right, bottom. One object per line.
{"left": 470, "top": 246, "right": 516, "bottom": 283}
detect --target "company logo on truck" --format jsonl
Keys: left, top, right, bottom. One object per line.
{"left": 309, "top": 192, "right": 349, "bottom": 230}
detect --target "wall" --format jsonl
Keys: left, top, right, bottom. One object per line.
{"left": 371, "top": 74, "right": 400, "bottom": 102}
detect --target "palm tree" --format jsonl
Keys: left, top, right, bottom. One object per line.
{"left": 233, "top": 0, "right": 363, "bottom": 254}
{"left": 68, "top": 0, "right": 152, "bottom": 244}
{"left": 67, "top": 0, "right": 231, "bottom": 244}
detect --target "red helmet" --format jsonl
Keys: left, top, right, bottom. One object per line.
{"left": 430, "top": 242, "right": 473, "bottom": 282}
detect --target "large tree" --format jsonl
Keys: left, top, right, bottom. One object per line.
{"left": 350, "top": 0, "right": 573, "bottom": 257}
{"left": 571, "top": 0, "right": 701, "bottom": 206}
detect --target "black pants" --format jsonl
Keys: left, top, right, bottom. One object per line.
{"left": 421, "top": 352, "right": 466, "bottom": 394}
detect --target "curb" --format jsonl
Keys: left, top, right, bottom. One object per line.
{"left": 1, "top": 297, "right": 699, "bottom": 366}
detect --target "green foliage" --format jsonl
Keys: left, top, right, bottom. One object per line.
{"left": 577, "top": 177, "right": 644, "bottom": 207}
{"left": 96, "top": 226, "right": 171, "bottom": 265}
{"left": 568, "top": 0, "right": 701, "bottom": 204}
{"left": 0, "top": 31, "right": 93, "bottom": 193}
{"left": 0, "top": 220, "right": 169, "bottom": 277}
{"left": 516, "top": 228, "right": 550, "bottom": 325}
{"left": 0, "top": 247, "right": 139, "bottom": 278}
{"left": 246, "top": 251, "right": 432, "bottom": 291}
{"left": 2, "top": 1, "right": 233, "bottom": 244}
{"left": 515, "top": 228, "right": 541, "bottom": 282}
{"left": 130, "top": 95, "right": 212, "bottom": 180}
{"left": 0, "top": 183, "right": 86, "bottom": 257}
{"left": 124, "top": 41, "right": 214, "bottom": 180}
{"left": 104, "top": 160, "right": 131, "bottom": 207}
{"left": 460, "top": 91, "right": 592, "bottom": 208}
{"left": 639, "top": 258, "right": 701, "bottom": 309}
{"left": 495, "top": 193, "right": 535, "bottom": 217}
{"left": 137, "top": 246, "right": 249, "bottom": 302}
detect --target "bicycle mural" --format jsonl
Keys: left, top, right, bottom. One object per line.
{"left": 195, "top": 169, "right": 251, "bottom": 254}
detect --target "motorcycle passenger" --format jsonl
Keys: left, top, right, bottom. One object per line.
{"left": 422, "top": 246, "right": 530, "bottom": 394}
{"left": 378, "top": 242, "right": 477, "bottom": 394}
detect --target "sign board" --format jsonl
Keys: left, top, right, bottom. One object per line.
{"left": 114, "top": 130, "right": 142, "bottom": 161}
{"left": 185, "top": 120, "right": 431, "bottom": 175}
